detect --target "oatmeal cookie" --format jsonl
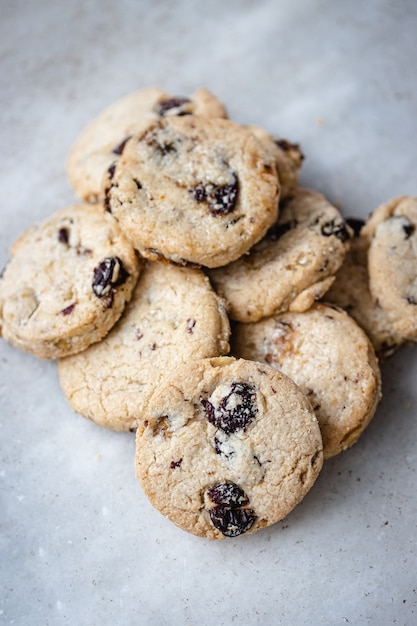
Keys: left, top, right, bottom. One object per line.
{"left": 0, "top": 204, "right": 140, "bottom": 359}
{"left": 135, "top": 356, "right": 323, "bottom": 539}
{"left": 208, "top": 187, "right": 351, "bottom": 322}
{"left": 103, "top": 115, "right": 279, "bottom": 268}
{"left": 361, "top": 195, "right": 417, "bottom": 341}
{"left": 231, "top": 303, "right": 382, "bottom": 459}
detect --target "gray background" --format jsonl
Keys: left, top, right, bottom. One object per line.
{"left": 1, "top": 1, "right": 416, "bottom": 624}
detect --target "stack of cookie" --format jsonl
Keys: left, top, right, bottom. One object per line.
{"left": 1, "top": 86, "right": 415, "bottom": 540}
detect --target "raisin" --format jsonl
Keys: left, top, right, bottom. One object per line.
{"left": 402, "top": 219, "right": 415, "bottom": 239}
{"left": 345, "top": 217, "right": 365, "bottom": 237}
{"left": 60, "top": 303, "right": 76, "bottom": 315}
{"left": 186, "top": 318, "right": 196, "bottom": 333}
{"left": 406, "top": 295, "right": 417, "bottom": 305}
{"left": 58, "top": 227, "right": 70, "bottom": 244}
{"left": 157, "top": 97, "right": 192, "bottom": 117}
{"left": 321, "top": 218, "right": 350, "bottom": 242}
{"left": 207, "top": 482, "right": 249, "bottom": 507}
{"left": 170, "top": 459, "right": 183, "bottom": 469}
{"left": 275, "top": 138, "right": 304, "bottom": 160}
{"left": 107, "top": 163, "right": 116, "bottom": 180}
{"left": 190, "top": 172, "right": 238, "bottom": 216}
{"left": 103, "top": 165, "right": 117, "bottom": 212}
{"left": 201, "top": 382, "right": 258, "bottom": 434}
{"left": 267, "top": 219, "right": 296, "bottom": 240}
{"left": 112, "top": 135, "right": 132, "bottom": 156}
{"left": 92, "top": 257, "right": 129, "bottom": 299}
{"left": 209, "top": 505, "right": 256, "bottom": 537}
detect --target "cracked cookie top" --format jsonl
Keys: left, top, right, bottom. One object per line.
{"left": 135, "top": 356, "right": 323, "bottom": 539}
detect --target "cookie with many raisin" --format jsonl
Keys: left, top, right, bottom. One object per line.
{"left": 103, "top": 115, "right": 280, "bottom": 268}
{"left": 67, "top": 86, "right": 227, "bottom": 204}
{"left": 208, "top": 187, "right": 351, "bottom": 322}
{"left": 135, "top": 356, "right": 323, "bottom": 539}
{"left": 325, "top": 219, "right": 405, "bottom": 359}
{"left": 361, "top": 196, "right": 417, "bottom": 342}
{"left": 58, "top": 261, "right": 230, "bottom": 431}
{"left": 0, "top": 204, "right": 140, "bottom": 359}
{"left": 231, "top": 303, "right": 382, "bottom": 459}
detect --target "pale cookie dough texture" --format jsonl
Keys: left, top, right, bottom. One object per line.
{"left": 361, "top": 195, "right": 417, "bottom": 342}
{"left": 231, "top": 303, "right": 382, "bottom": 459}
{"left": 135, "top": 356, "right": 323, "bottom": 540}
{"left": 208, "top": 187, "right": 351, "bottom": 322}
{"left": 58, "top": 261, "right": 230, "bottom": 431}
{"left": 67, "top": 86, "right": 228, "bottom": 203}
{"left": 103, "top": 115, "right": 280, "bottom": 268}
{"left": 245, "top": 125, "right": 304, "bottom": 200}
{"left": 0, "top": 204, "right": 140, "bottom": 359}
{"left": 325, "top": 218, "right": 405, "bottom": 359}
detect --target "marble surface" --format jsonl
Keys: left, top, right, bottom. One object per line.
{"left": 1, "top": 1, "right": 417, "bottom": 624}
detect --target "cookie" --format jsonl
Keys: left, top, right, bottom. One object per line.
{"left": 135, "top": 356, "right": 323, "bottom": 540}
{"left": 231, "top": 303, "right": 382, "bottom": 459}
{"left": 208, "top": 187, "right": 351, "bottom": 322}
{"left": 245, "top": 125, "right": 304, "bottom": 199}
{"left": 361, "top": 196, "right": 417, "bottom": 341}
{"left": 325, "top": 218, "right": 405, "bottom": 359}
{"left": 0, "top": 204, "right": 140, "bottom": 359}
{"left": 67, "top": 86, "right": 228, "bottom": 204}
{"left": 58, "top": 261, "right": 230, "bottom": 431}
{"left": 103, "top": 115, "right": 280, "bottom": 268}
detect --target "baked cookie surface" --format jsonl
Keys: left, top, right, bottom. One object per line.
{"left": 58, "top": 261, "right": 230, "bottom": 431}
{"left": 104, "top": 115, "right": 280, "bottom": 268}
{"left": 245, "top": 125, "right": 304, "bottom": 200}
{"left": 231, "top": 303, "right": 382, "bottom": 459}
{"left": 361, "top": 196, "right": 417, "bottom": 341}
{"left": 325, "top": 219, "right": 404, "bottom": 359}
{"left": 208, "top": 187, "right": 351, "bottom": 322}
{"left": 135, "top": 356, "right": 323, "bottom": 539}
{"left": 0, "top": 204, "right": 140, "bottom": 359}
{"left": 67, "top": 86, "right": 227, "bottom": 203}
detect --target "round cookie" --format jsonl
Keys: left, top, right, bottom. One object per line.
{"left": 361, "top": 196, "right": 417, "bottom": 341}
{"left": 58, "top": 261, "right": 230, "bottom": 431}
{"left": 208, "top": 187, "right": 351, "bottom": 322}
{"left": 135, "top": 356, "right": 323, "bottom": 540}
{"left": 231, "top": 303, "right": 382, "bottom": 459}
{"left": 103, "top": 115, "right": 280, "bottom": 268}
{"left": 325, "top": 218, "right": 405, "bottom": 359}
{"left": 245, "top": 125, "right": 304, "bottom": 200}
{"left": 67, "top": 86, "right": 228, "bottom": 204}
{"left": 0, "top": 204, "right": 140, "bottom": 359}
